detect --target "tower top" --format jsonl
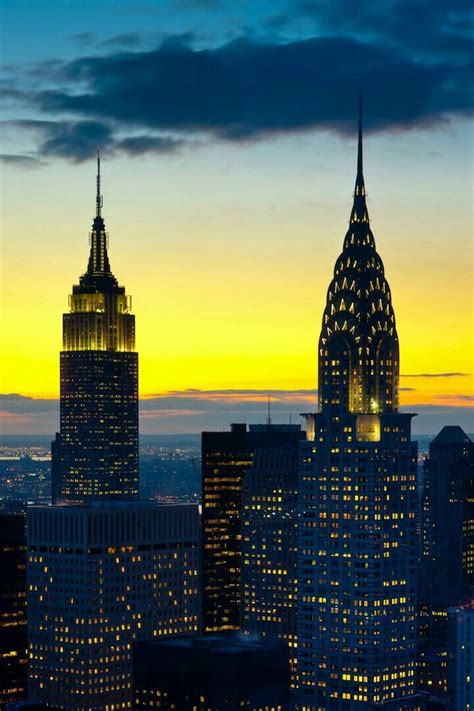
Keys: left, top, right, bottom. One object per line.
{"left": 357, "top": 93, "right": 363, "bottom": 179}
{"left": 317, "top": 100, "right": 399, "bottom": 415}
{"left": 96, "top": 150, "right": 103, "bottom": 218}
{"left": 77, "top": 153, "right": 119, "bottom": 291}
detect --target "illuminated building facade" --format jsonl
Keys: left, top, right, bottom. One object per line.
{"left": 132, "top": 634, "right": 290, "bottom": 709}
{"left": 418, "top": 427, "right": 474, "bottom": 699}
{"left": 27, "top": 502, "right": 199, "bottom": 710}
{"left": 202, "top": 422, "right": 303, "bottom": 634}
{"left": 0, "top": 514, "right": 27, "bottom": 708}
{"left": 296, "top": 111, "right": 420, "bottom": 709}
{"left": 202, "top": 423, "right": 252, "bottom": 632}
{"left": 51, "top": 155, "right": 138, "bottom": 503}
{"left": 447, "top": 602, "right": 474, "bottom": 711}
{"left": 241, "top": 426, "right": 303, "bottom": 651}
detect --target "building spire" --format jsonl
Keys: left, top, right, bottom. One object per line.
{"left": 349, "top": 95, "right": 368, "bottom": 224}
{"left": 82, "top": 151, "right": 113, "bottom": 281}
{"left": 96, "top": 149, "right": 103, "bottom": 218}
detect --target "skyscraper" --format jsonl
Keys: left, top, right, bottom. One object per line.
{"left": 201, "top": 422, "right": 303, "bottom": 634}
{"left": 202, "top": 423, "right": 252, "bottom": 633}
{"left": 418, "top": 426, "right": 474, "bottom": 698}
{"left": 0, "top": 514, "right": 27, "bottom": 708}
{"left": 241, "top": 431, "right": 303, "bottom": 645}
{"left": 51, "top": 154, "right": 138, "bottom": 503}
{"left": 27, "top": 159, "right": 200, "bottom": 709}
{"left": 296, "top": 109, "right": 420, "bottom": 709}
{"left": 27, "top": 502, "right": 200, "bottom": 709}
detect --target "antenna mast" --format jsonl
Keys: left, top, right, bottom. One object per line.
{"left": 96, "top": 149, "right": 103, "bottom": 217}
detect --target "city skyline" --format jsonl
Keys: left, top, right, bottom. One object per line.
{"left": 0, "top": 4, "right": 472, "bottom": 708}
{"left": 1, "top": 0, "right": 473, "bottom": 436}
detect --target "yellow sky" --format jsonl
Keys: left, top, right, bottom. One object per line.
{"left": 1, "top": 127, "right": 473, "bottom": 411}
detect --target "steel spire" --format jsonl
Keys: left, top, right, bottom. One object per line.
{"left": 96, "top": 149, "right": 103, "bottom": 218}
{"left": 357, "top": 93, "right": 363, "bottom": 178}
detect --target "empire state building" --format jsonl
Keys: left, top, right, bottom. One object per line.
{"left": 51, "top": 156, "right": 139, "bottom": 503}
{"left": 296, "top": 111, "right": 420, "bottom": 709}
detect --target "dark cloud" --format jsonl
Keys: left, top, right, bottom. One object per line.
{"left": 402, "top": 404, "right": 474, "bottom": 436}
{"left": 267, "top": 0, "right": 473, "bottom": 61}
{"left": 2, "top": 392, "right": 472, "bottom": 435}
{"left": 37, "top": 120, "right": 113, "bottom": 162}
{"left": 0, "top": 154, "right": 45, "bottom": 168}
{"left": 4, "top": 0, "right": 472, "bottom": 163}
{"left": 151, "top": 388, "right": 317, "bottom": 397}
{"left": 28, "top": 35, "right": 470, "bottom": 145}
{"left": 5, "top": 119, "right": 184, "bottom": 163}
{"left": 0, "top": 394, "right": 58, "bottom": 414}
{"left": 117, "top": 133, "right": 184, "bottom": 155}
{"left": 100, "top": 32, "right": 144, "bottom": 48}
{"left": 438, "top": 394, "right": 474, "bottom": 402}
{"left": 401, "top": 372, "right": 469, "bottom": 378}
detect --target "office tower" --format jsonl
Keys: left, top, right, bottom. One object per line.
{"left": 0, "top": 514, "right": 28, "bottom": 708}
{"left": 133, "top": 634, "right": 290, "bottom": 709}
{"left": 447, "top": 602, "right": 474, "bottom": 711}
{"left": 201, "top": 422, "right": 302, "bottom": 633}
{"left": 51, "top": 155, "right": 138, "bottom": 503}
{"left": 241, "top": 430, "right": 303, "bottom": 649}
{"left": 27, "top": 502, "right": 200, "bottom": 710}
{"left": 202, "top": 423, "right": 251, "bottom": 633}
{"left": 296, "top": 110, "right": 420, "bottom": 709}
{"left": 418, "top": 426, "right": 474, "bottom": 698}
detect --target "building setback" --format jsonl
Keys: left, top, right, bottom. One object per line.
{"left": 132, "top": 634, "right": 290, "bottom": 709}
{"left": 0, "top": 514, "right": 28, "bottom": 708}
{"left": 201, "top": 422, "right": 303, "bottom": 634}
{"left": 419, "top": 426, "right": 474, "bottom": 699}
{"left": 27, "top": 502, "right": 199, "bottom": 710}
{"left": 296, "top": 109, "right": 421, "bottom": 709}
{"left": 51, "top": 155, "right": 138, "bottom": 504}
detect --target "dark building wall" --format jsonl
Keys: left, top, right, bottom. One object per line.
{"left": 418, "top": 426, "right": 474, "bottom": 698}
{"left": 447, "top": 603, "right": 474, "bottom": 711}
{"left": 0, "top": 514, "right": 27, "bottom": 710}
{"left": 52, "top": 350, "right": 139, "bottom": 503}
{"left": 133, "top": 634, "right": 290, "bottom": 709}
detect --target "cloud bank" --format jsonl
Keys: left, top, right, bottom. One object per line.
{"left": 2, "top": 0, "right": 472, "bottom": 162}
{"left": 1, "top": 391, "right": 472, "bottom": 435}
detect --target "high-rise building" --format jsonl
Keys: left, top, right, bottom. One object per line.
{"left": 0, "top": 514, "right": 28, "bottom": 708}
{"left": 202, "top": 423, "right": 252, "bottom": 633}
{"left": 418, "top": 426, "right": 474, "bottom": 699}
{"left": 51, "top": 155, "right": 138, "bottom": 504}
{"left": 201, "top": 422, "right": 302, "bottom": 634}
{"left": 296, "top": 109, "right": 421, "bottom": 709}
{"left": 447, "top": 601, "right": 474, "bottom": 711}
{"left": 241, "top": 430, "right": 303, "bottom": 649}
{"left": 133, "top": 634, "right": 290, "bottom": 709}
{"left": 27, "top": 502, "right": 200, "bottom": 710}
